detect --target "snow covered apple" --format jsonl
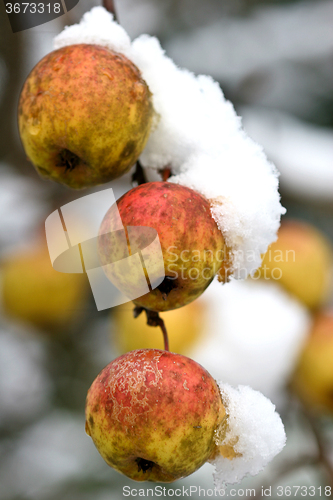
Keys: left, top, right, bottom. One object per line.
{"left": 85, "top": 349, "right": 286, "bottom": 485}
{"left": 18, "top": 44, "right": 153, "bottom": 189}
{"left": 85, "top": 349, "right": 226, "bottom": 482}
{"left": 98, "top": 182, "right": 230, "bottom": 311}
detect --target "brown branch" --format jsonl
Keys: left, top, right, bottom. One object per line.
{"left": 305, "top": 411, "right": 333, "bottom": 494}
{"left": 132, "top": 162, "right": 173, "bottom": 186}
{"left": 159, "top": 167, "right": 172, "bottom": 182}
{"left": 133, "top": 306, "right": 170, "bottom": 351}
{"left": 254, "top": 456, "right": 318, "bottom": 500}
{"left": 103, "top": 0, "right": 118, "bottom": 22}
{"left": 132, "top": 160, "right": 148, "bottom": 186}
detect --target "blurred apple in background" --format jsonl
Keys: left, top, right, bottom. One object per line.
{"left": 258, "top": 219, "right": 332, "bottom": 310}
{"left": 291, "top": 312, "right": 333, "bottom": 414}
{"left": 1, "top": 243, "right": 89, "bottom": 331}
{"left": 187, "top": 280, "right": 311, "bottom": 404}
{"left": 112, "top": 299, "right": 206, "bottom": 354}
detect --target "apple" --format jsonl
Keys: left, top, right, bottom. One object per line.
{"left": 98, "top": 182, "right": 230, "bottom": 312}
{"left": 112, "top": 299, "right": 206, "bottom": 354}
{"left": 291, "top": 312, "right": 333, "bottom": 414}
{"left": 1, "top": 245, "right": 89, "bottom": 330}
{"left": 85, "top": 349, "right": 226, "bottom": 482}
{"left": 18, "top": 44, "right": 154, "bottom": 189}
{"left": 258, "top": 219, "right": 332, "bottom": 309}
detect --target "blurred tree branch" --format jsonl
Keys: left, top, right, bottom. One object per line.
{"left": 103, "top": 0, "right": 118, "bottom": 22}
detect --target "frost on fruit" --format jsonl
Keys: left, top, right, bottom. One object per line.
{"left": 54, "top": 6, "right": 285, "bottom": 278}
{"left": 85, "top": 349, "right": 225, "bottom": 483}
{"left": 210, "top": 384, "right": 286, "bottom": 488}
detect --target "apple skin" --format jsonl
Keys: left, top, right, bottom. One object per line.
{"left": 85, "top": 349, "right": 226, "bottom": 482}
{"left": 258, "top": 220, "right": 332, "bottom": 309}
{"left": 1, "top": 245, "right": 89, "bottom": 330}
{"left": 18, "top": 44, "right": 154, "bottom": 189}
{"left": 98, "top": 182, "right": 229, "bottom": 311}
{"left": 112, "top": 299, "right": 206, "bottom": 354}
{"left": 291, "top": 313, "right": 333, "bottom": 414}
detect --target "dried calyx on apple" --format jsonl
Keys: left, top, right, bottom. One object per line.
{"left": 18, "top": 43, "right": 153, "bottom": 189}
{"left": 85, "top": 349, "right": 286, "bottom": 485}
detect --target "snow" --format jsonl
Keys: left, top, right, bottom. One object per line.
{"left": 189, "top": 279, "right": 311, "bottom": 400}
{"left": 211, "top": 384, "right": 286, "bottom": 487}
{"left": 54, "top": 6, "right": 285, "bottom": 278}
{"left": 0, "top": 324, "right": 51, "bottom": 426}
{"left": 0, "top": 411, "right": 100, "bottom": 500}
{"left": 54, "top": 7, "right": 132, "bottom": 56}
{"left": 0, "top": 166, "right": 48, "bottom": 250}
{"left": 241, "top": 107, "right": 333, "bottom": 202}
{"left": 165, "top": 1, "right": 333, "bottom": 116}
{"left": 166, "top": 0, "right": 333, "bottom": 81}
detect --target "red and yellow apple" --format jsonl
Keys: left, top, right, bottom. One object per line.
{"left": 257, "top": 219, "right": 332, "bottom": 309}
{"left": 85, "top": 349, "right": 227, "bottom": 482}
{"left": 291, "top": 312, "right": 333, "bottom": 414}
{"left": 18, "top": 44, "right": 153, "bottom": 189}
{"left": 98, "top": 182, "right": 230, "bottom": 312}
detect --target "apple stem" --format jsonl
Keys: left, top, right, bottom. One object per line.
{"left": 160, "top": 167, "right": 172, "bottom": 181}
{"left": 133, "top": 306, "right": 170, "bottom": 351}
{"left": 103, "top": 0, "right": 119, "bottom": 22}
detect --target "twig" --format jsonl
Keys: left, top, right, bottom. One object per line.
{"left": 159, "top": 167, "right": 172, "bottom": 181}
{"left": 132, "top": 160, "right": 148, "bottom": 186}
{"left": 103, "top": 0, "right": 118, "bottom": 22}
{"left": 306, "top": 411, "right": 333, "bottom": 494}
{"left": 253, "top": 456, "right": 318, "bottom": 499}
{"left": 133, "top": 306, "right": 170, "bottom": 351}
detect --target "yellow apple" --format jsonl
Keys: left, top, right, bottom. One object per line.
{"left": 258, "top": 219, "right": 332, "bottom": 309}
{"left": 1, "top": 244, "right": 89, "bottom": 330}
{"left": 112, "top": 299, "right": 206, "bottom": 354}
{"left": 291, "top": 312, "right": 333, "bottom": 414}
{"left": 18, "top": 44, "right": 154, "bottom": 189}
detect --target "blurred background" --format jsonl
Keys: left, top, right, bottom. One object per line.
{"left": 0, "top": 0, "right": 333, "bottom": 498}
